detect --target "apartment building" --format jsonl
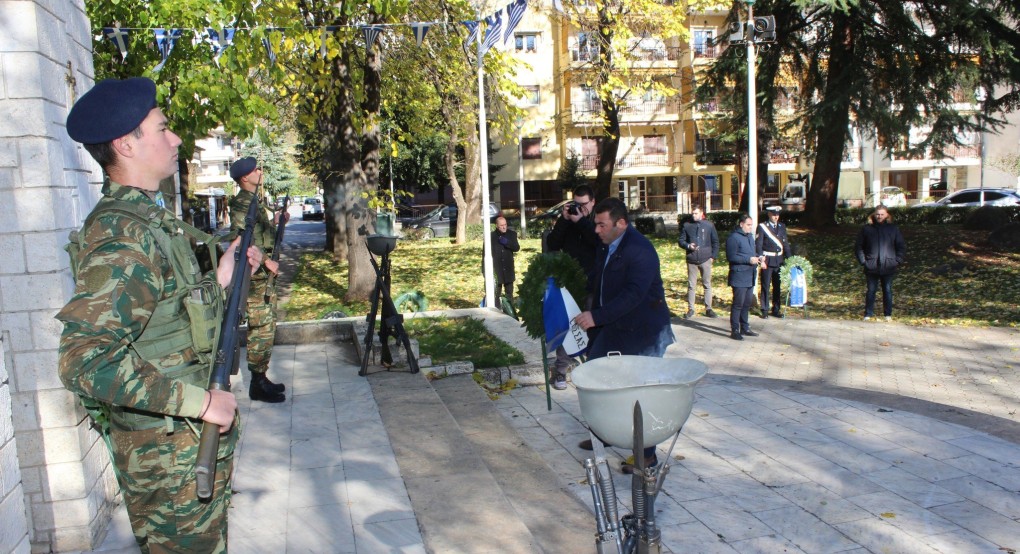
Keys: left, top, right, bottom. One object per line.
{"left": 491, "top": 7, "right": 1008, "bottom": 214}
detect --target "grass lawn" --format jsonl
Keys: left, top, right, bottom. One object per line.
{"left": 284, "top": 224, "right": 1020, "bottom": 328}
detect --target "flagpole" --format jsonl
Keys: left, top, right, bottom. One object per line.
{"left": 478, "top": 5, "right": 496, "bottom": 311}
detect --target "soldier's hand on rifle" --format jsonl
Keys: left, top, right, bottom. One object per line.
{"left": 216, "top": 238, "right": 264, "bottom": 287}
{"left": 265, "top": 258, "right": 280, "bottom": 275}
{"left": 200, "top": 389, "right": 237, "bottom": 432}
{"left": 274, "top": 211, "right": 290, "bottom": 226}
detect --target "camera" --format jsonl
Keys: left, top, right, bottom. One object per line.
{"left": 567, "top": 202, "right": 580, "bottom": 215}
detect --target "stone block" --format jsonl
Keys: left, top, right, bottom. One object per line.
{"left": 0, "top": 139, "right": 16, "bottom": 167}
{"left": 0, "top": 1, "right": 40, "bottom": 51}
{"left": 33, "top": 497, "right": 91, "bottom": 530}
{"left": 19, "top": 137, "right": 64, "bottom": 189}
{"left": 41, "top": 461, "right": 86, "bottom": 502}
{"left": 1, "top": 312, "right": 33, "bottom": 352}
{"left": 30, "top": 310, "right": 63, "bottom": 350}
{"left": 19, "top": 465, "right": 39, "bottom": 495}
{"left": 0, "top": 385, "right": 12, "bottom": 442}
{"left": 11, "top": 350, "right": 63, "bottom": 391}
{"left": 9, "top": 390, "right": 39, "bottom": 432}
{"left": 0, "top": 168, "right": 17, "bottom": 190}
{"left": 0, "top": 185, "right": 75, "bottom": 234}
{"left": 16, "top": 425, "right": 81, "bottom": 466}
{"left": 0, "top": 100, "right": 48, "bottom": 137}
{"left": 0, "top": 272, "right": 67, "bottom": 312}
{"left": 1, "top": 433, "right": 21, "bottom": 496}
{"left": 6, "top": 53, "right": 65, "bottom": 100}
{"left": 0, "top": 234, "right": 27, "bottom": 274}
{"left": 25, "top": 230, "right": 68, "bottom": 273}
{"left": 35, "top": 388, "right": 77, "bottom": 428}
{"left": 0, "top": 485, "right": 30, "bottom": 553}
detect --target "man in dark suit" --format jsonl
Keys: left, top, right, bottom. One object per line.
{"left": 726, "top": 214, "right": 765, "bottom": 340}
{"left": 490, "top": 215, "right": 520, "bottom": 304}
{"left": 574, "top": 198, "right": 674, "bottom": 473}
{"left": 755, "top": 206, "right": 792, "bottom": 318}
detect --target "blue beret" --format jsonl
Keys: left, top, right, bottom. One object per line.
{"left": 230, "top": 157, "right": 258, "bottom": 181}
{"left": 66, "top": 77, "right": 158, "bottom": 144}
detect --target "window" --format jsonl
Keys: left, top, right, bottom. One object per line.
{"left": 522, "top": 85, "right": 540, "bottom": 106}
{"left": 617, "top": 179, "right": 628, "bottom": 202}
{"left": 514, "top": 33, "right": 538, "bottom": 53}
{"left": 522, "top": 137, "right": 542, "bottom": 160}
{"left": 693, "top": 29, "right": 715, "bottom": 57}
{"left": 577, "top": 32, "right": 599, "bottom": 61}
{"left": 643, "top": 135, "right": 666, "bottom": 155}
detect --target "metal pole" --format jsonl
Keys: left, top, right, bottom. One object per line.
{"left": 388, "top": 127, "right": 395, "bottom": 200}
{"left": 518, "top": 123, "right": 527, "bottom": 236}
{"left": 746, "top": 1, "right": 758, "bottom": 227}
{"left": 477, "top": 8, "right": 496, "bottom": 310}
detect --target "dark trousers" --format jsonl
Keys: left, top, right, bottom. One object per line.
{"left": 760, "top": 266, "right": 781, "bottom": 313}
{"left": 495, "top": 281, "right": 514, "bottom": 304}
{"left": 865, "top": 273, "right": 895, "bottom": 317}
{"left": 730, "top": 286, "right": 754, "bottom": 332}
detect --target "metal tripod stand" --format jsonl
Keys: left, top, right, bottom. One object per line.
{"left": 359, "top": 235, "right": 419, "bottom": 376}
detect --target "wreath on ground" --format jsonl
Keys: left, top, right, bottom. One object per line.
{"left": 780, "top": 255, "right": 814, "bottom": 291}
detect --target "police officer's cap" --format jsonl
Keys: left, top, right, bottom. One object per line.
{"left": 766, "top": 206, "right": 783, "bottom": 214}
{"left": 230, "top": 157, "right": 258, "bottom": 181}
{"left": 66, "top": 77, "right": 158, "bottom": 144}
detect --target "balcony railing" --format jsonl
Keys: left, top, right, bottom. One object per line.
{"left": 571, "top": 98, "right": 681, "bottom": 121}
{"left": 695, "top": 151, "right": 736, "bottom": 165}
{"left": 628, "top": 46, "right": 684, "bottom": 62}
{"left": 692, "top": 44, "right": 719, "bottom": 59}
{"left": 892, "top": 144, "right": 981, "bottom": 161}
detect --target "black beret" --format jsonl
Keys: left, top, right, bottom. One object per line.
{"left": 230, "top": 157, "right": 258, "bottom": 181}
{"left": 66, "top": 77, "right": 158, "bottom": 144}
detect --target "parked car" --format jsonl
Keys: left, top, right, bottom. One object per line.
{"left": 913, "top": 188, "right": 1020, "bottom": 208}
{"left": 302, "top": 197, "right": 324, "bottom": 220}
{"left": 866, "top": 186, "right": 908, "bottom": 208}
{"left": 403, "top": 202, "right": 500, "bottom": 238}
{"left": 528, "top": 200, "right": 573, "bottom": 224}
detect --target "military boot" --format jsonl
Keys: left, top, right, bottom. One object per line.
{"left": 262, "top": 374, "right": 286, "bottom": 394}
{"left": 249, "top": 372, "right": 286, "bottom": 403}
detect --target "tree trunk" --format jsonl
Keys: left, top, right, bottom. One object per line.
{"left": 806, "top": 10, "right": 855, "bottom": 228}
{"left": 592, "top": 5, "right": 620, "bottom": 201}
{"left": 445, "top": 133, "right": 468, "bottom": 244}
{"left": 178, "top": 159, "right": 193, "bottom": 225}
{"left": 461, "top": 127, "right": 480, "bottom": 244}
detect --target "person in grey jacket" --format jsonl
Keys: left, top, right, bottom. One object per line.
{"left": 677, "top": 204, "right": 719, "bottom": 319}
{"left": 854, "top": 205, "right": 906, "bottom": 320}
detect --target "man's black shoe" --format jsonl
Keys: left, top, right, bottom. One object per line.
{"left": 772, "top": 310, "right": 784, "bottom": 319}
{"left": 249, "top": 372, "right": 286, "bottom": 403}
{"left": 730, "top": 331, "right": 743, "bottom": 341}
{"left": 760, "top": 309, "right": 769, "bottom": 319}
{"left": 742, "top": 329, "right": 759, "bottom": 337}
{"left": 705, "top": 309, "right": 718, "bottom": 319}
{"left": 621, "top": 453, "right": 658, "bottom": 475}
{"left": 684, "top": 310, "right": 694, "bottom": 319}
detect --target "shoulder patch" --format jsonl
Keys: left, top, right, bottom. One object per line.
{"left": 79, "top": 265, "right": 114, "bottom": 293}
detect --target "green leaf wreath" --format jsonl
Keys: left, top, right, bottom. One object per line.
{"left": 780, "top": 255, "right": 814, "bottom": 290}
{"left": 516, "top": 252, "right": 588, "bottom": 341}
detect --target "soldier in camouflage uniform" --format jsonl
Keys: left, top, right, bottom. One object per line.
{"left": 57, "top": 77, "right": 262, "bottom": 553}
{"left": 228, "top": 157, "right": 287, "bottom": 403}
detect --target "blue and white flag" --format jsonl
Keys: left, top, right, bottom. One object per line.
{"left": 153, "top": 29, "right": 181, "bottom": 72}
{"left": 504, "top": 0, "right": 528, "bottom": 44}
{"left": 361, "top": 25, "right": 384, "bottom": 51}
{"left": 542, "top": 277, "right": 588, "bottom": 356}
{"left": 410, "top": 22, "right": 432, "bottom": 47}
{"left": 463, "top": 20, "right": 479, "bottom": 45}
{"left": 206, "top": 28, "right": 235, "bottom": 67}
{"left": 262, "top": 37, "right": 276, "bottom": 65}
{"left": 482, "top": 10, "right": 503, "bottom": 53}
{"left": 102, "top": 27, "right": 130, "bottom": 62}
{"left": 789, "top": 266, "right": 807, "bottom": 307}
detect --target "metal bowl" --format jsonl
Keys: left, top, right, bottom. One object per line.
{"left": 366, "top": 234, "right": 398, "bottom": 256}
{"left": 572, "top": 355, "right": 708, "bottom": 449}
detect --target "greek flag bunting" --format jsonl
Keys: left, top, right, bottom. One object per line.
{"left": 410, "top": 22, "right": 432, "bottom": 47}
{"left": 361, "top": 25, "right": 384, "bottom": 50}
{"left": 153, "top": 29, "right": 181, "bottom": 72}
{"left": 206, "top": 28, "right": 235, "bottom": 66}
{"left": 102, "top": 27, "right": 130, "bottom": 62}
{"left": 504, "top": 0, "right": 528, "bottom": 44}
{"left": 463, "top": 20, "right": 479, "bottom": 45}
{"left": 482, "top": 10, "right": 503, "bottom": 53}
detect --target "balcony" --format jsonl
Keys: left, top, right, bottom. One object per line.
{"left": 891, "top": 143, "right": 981, "bottom": 162}
{"left": 695, "top": 151, "right": 736, "bottom": 165}
{"left": 579, "top": 153, "right": 678, "bottom": 171}
{"left": 571, "top": 98, "right": 681, "bottom": 124}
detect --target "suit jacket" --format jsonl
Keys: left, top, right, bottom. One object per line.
{"left": 490, "top": 229, "right": 520, "bottom": 283}
{"left": 755, "top": 220, "right": 791, "bottom": 268}
{"left": 727, "top": 228, "right": 759, "bottom": 288}
{"left": 588, "top": 226, "right": 673, "bottom": 358}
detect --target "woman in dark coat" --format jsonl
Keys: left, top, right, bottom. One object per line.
{"left": 855, "top": 205, "right": 906, "bottom": 320}
{"left": 726, "top": 214, "right": 765, "bottom": 340}
{"left": 491, "top": 216, "right": 520, "bottom": 303}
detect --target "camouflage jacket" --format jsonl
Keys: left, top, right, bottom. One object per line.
{"left": 56, "top": 182, "right": 210, "bottom": 419}
{"left": 228, "top": 189, "right": 276, "bottom": 255}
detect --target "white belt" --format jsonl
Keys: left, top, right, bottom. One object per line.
{"left": 763, "top": 251, "right": 781, "bottom": 256}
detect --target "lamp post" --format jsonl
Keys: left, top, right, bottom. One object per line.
{"left": 475, "top": 2, "right": 495, "bottom": 310}
{"left": 744, "top": 0, "right": 759, "bottom": 227}
{"left": 517, "top": 119, "right": 527, "bottom": 237}
{"left": 976, "top": 86, "right": 988, "bottom": 207}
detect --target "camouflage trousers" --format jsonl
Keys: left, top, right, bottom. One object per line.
{"left": 110, "top": 418, "right": 238, "bottom": 553}
{"left": 245, "top": 276, "right": 277, "bottom": 374}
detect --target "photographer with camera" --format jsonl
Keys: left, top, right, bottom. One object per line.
{"left": 545, "top": 184, "right": 599, "bottom": 390}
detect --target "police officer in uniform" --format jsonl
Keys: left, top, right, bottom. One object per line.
{"left": 57, "top": 77, "right": 262, "bottom": 552}
{"left": 229, "top": 157, "right": 287, "bottom": 403}
{"left": 755, "top": 206, "right": 792, "bottom": 318}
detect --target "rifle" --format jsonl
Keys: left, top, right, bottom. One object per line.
{"left": 265, "top": 194, "right": 289, "bottom": 303}
{"left": 195, "top": 197, "right": 259, "bottom": 500}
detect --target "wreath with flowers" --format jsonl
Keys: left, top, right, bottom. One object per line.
{"left": 779, "top": 255, "right": 814, "bottom": 291}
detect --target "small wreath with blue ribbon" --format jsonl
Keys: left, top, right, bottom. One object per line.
{"left": 780, "top": 255, "right": 814, "bottom": 290}
{"left": 394, "top": 290, "right": 429, "bottom": 313}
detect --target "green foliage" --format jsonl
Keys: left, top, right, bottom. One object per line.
{"left": 964, "top": 206, "right": 1015, "bottom": 231}
{"left": 403, "top": 316, "right": 525, "bottom": 369}
{"left": 780, "top": 255, "right": 814, "bottom": 290}
{"left": 239, "top": 134, "right": 300, "bottom": 198}
{"left": 516, "top": 253, "right": 589, "bottom": 341}
{"left": 556, "top": 151, "right": 590, "bottom": 191}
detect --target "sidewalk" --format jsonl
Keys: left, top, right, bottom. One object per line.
{"left": 83, "top": 311, "right": 1020, "bottom": 553}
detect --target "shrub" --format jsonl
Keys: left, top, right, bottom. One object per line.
{"left": 964, "top": 205, "right": 1013, "bottom": 231}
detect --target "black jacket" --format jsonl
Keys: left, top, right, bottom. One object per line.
{"left": 491, "top": 229, "right": 520, "bottom": 284}
{"left": 546, "top": 213, "right": 599, "bottom": 277}
{"left": 855, "top": 222, "right": 906, "bottom": 276}
{"left": 755, "top": 221, "right": 791, "bottom": 268}
{"left": 678, "top": 219, "right": 719, "bottom": 265}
